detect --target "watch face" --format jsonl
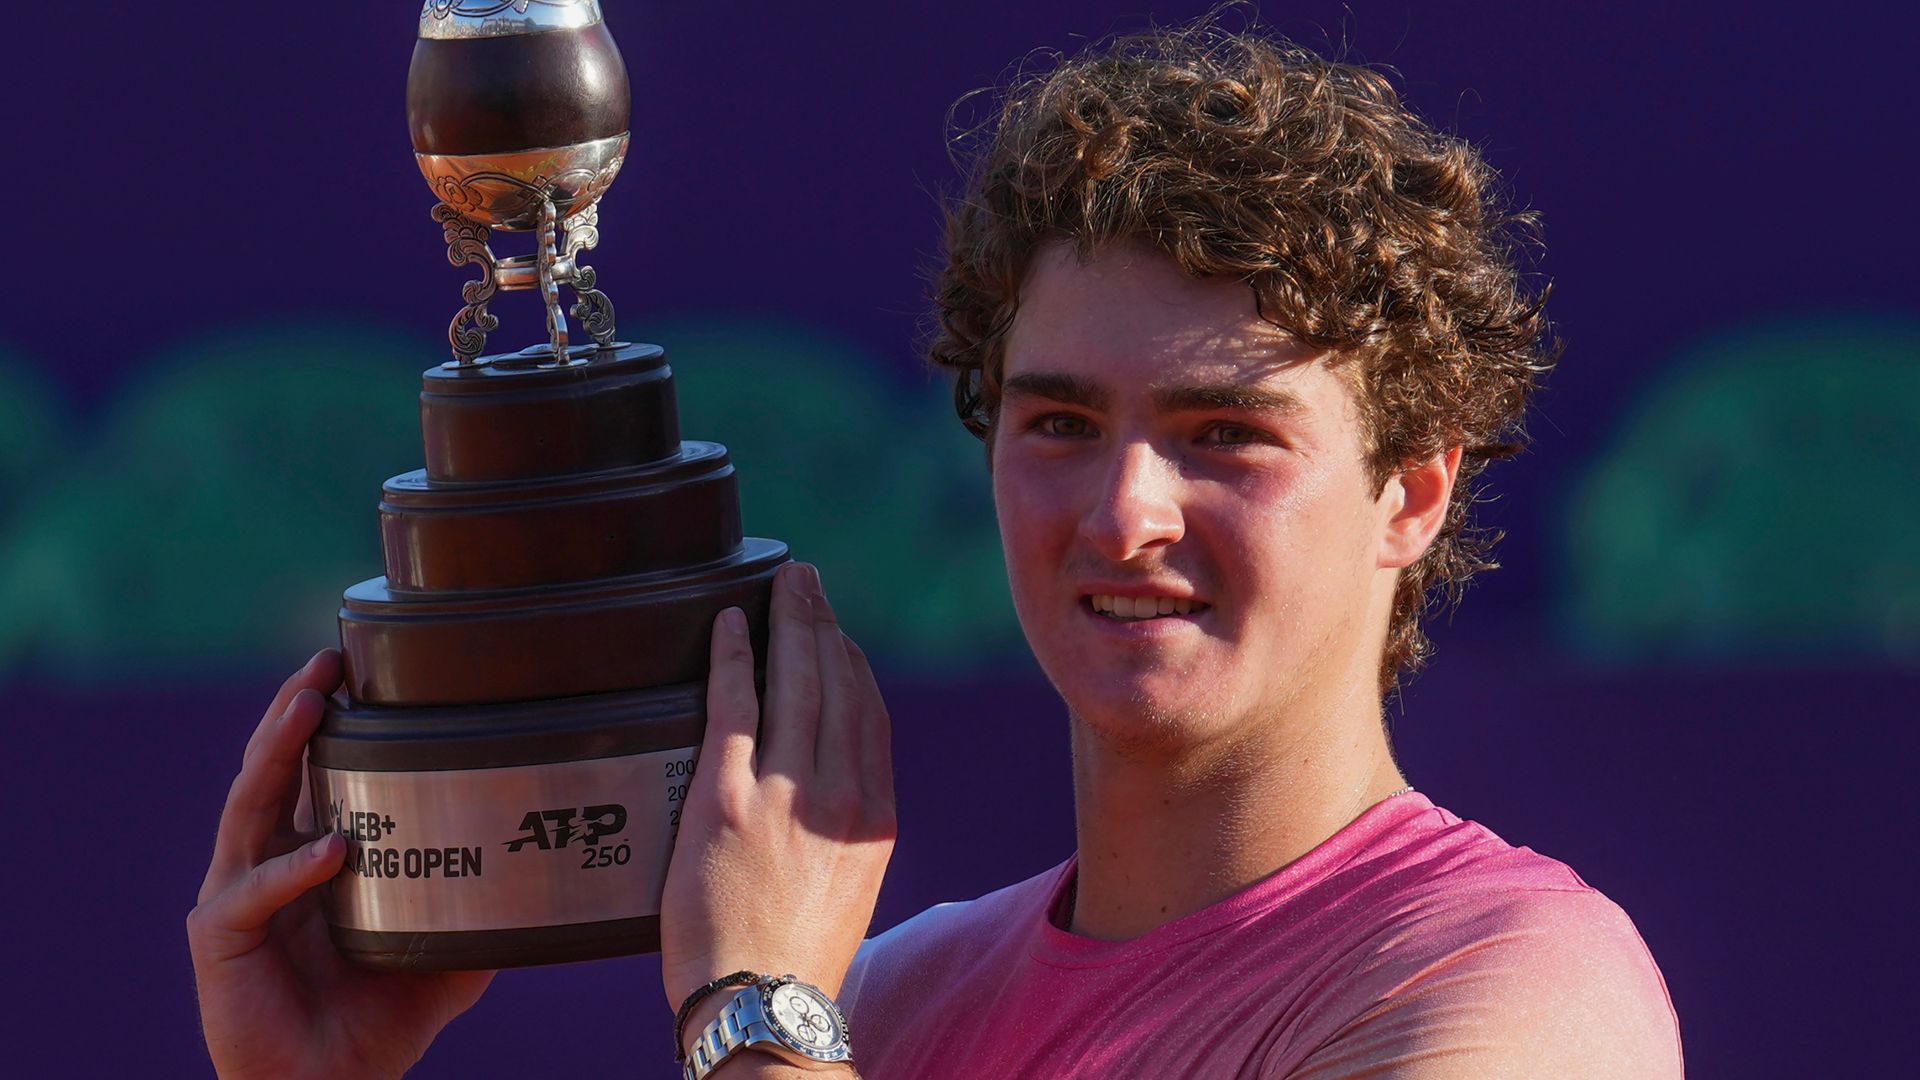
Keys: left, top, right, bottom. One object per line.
{"left": 765, "top": 982, "right": 846, "bottom": 1057}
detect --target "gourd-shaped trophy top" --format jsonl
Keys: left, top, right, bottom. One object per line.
{"left": 407, "top": 0, "right": 632, "bottom": 366}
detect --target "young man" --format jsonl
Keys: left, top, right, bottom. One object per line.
{"left": 190, "top": 22, "right": 1683, "bottom": 1079}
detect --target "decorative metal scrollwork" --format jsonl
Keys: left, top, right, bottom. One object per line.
{"left": 535, "top": 199, "right": 568, "bottom": 361}
{"left": 423, "top": 0, "right": 590, "bottom": 18}
{"left": 418, "top": 0, "right": 602, "bottom": 41}
{"left": 434, "top": 203, "right": 500, "bottom": 365}
{"left": 430, "top": 195, "right": 617, "bottom": 365}
{"left": 414, "top": 135, "right": 626, "bottom": 230}
{"left": 562, "top": 204, "right": 617, "bottom": 349}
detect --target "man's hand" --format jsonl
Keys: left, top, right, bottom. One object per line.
{"left": 660, "top": 562, "right": 897, "bottom": 1055}
{"left": 187, "top": 650, "right": 495, "bottom": 1080}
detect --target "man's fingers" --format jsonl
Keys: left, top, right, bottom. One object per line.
{"left": 810, "top": 572, "right": 862, "bottom": 791}
{"left": 206, "top": 688, "right": 329, "bottom": 895}
{"left": 759, "top": 562, "right": 822, "bottom": 778}
{"left": 844, "top": 636, "right": 896, "bottom": 816}
{"left": 189, "top": 834, "right": 344, "bottom": 963}
{"left": 243, "top": 650, "right": 339, "bottom": 765}
{"left": 701, "top": 606, "right": 761, "bottom": 785}
{"left": 291, "top": 760, "right": 316, "bottom": 835}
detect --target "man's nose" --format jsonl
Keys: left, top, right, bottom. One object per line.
{"left": 1078, "top": 439, "right": 1185, "bottom": 562}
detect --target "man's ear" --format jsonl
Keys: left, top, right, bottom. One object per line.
{"left": 1378, "top": 446, "right": 1463, "bottom": 570}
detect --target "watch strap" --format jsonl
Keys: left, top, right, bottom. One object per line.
{"left": 674, "top": 970, "right": 766, "bottom": 1062}
{"left": 683, "top": 986, "right": 771, "bottom": 1080}
{"left": 680, "top": 977, "right": 853, "bottom": 1080}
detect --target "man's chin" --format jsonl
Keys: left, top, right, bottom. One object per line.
{"left": 1062, "top": 685, "right": 1232, "bottom": 755}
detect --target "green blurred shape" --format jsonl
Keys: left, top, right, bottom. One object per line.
{"left": 1559, "top": 317, "right": 1920, "bottom": 665}
{"left": 0, "top": 326, "right": 425, "bottom": 680}
{"left": 0, "top": 347, "right": 67, "bottom": 520}
{"left": 658, "top": 319, "right": 1021, "bottom": 669}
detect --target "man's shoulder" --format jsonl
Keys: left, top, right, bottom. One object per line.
{"left": 1375, "top": 872, "right": 1665, "bottom": 977}
{"left": 1378, "top": 797, "right": 1592, "bottom": 892}
{"left": 1284, "top": 804, "right": 1685, "bottom": 1077}
{"left": 1347, "top": 800, "right": 1659, "bottom": 968}
{"left": 1289, "top": 883, "right": 1685, "bottom": 1078}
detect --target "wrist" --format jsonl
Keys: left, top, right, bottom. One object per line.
{"left": 675, "top": 974, "right": 855, "bottom": 1078}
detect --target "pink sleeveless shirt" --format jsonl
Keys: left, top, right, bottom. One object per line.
{"left": 841, "top": 792, "right": 1683, "bottom": 1078}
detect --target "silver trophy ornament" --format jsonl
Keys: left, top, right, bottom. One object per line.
{"left": 409, "top": 0, "right": 629, "bottom": 365}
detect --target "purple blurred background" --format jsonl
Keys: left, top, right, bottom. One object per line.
{"left": 3, "top": 2, "right": 1915, "bottom": 1076}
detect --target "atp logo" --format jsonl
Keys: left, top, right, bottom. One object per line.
{"left": 504, "top": 804, "right": 628, "bottom": 852}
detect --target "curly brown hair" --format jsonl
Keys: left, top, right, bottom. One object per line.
{"left": 928, "top": 19, "right": 1558, "bottom": 697}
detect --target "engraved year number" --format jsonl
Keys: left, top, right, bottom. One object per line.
{"left": 666, "top": 756, "right": 696, "bottom": 830}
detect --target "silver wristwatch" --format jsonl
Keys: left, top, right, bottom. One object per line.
{"left": 682, "top": 974, "right": 854, "bottom": 1079}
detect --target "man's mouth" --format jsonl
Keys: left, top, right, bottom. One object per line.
{"left": 1087, "top": 594, "right": 1211, "bottom": 620}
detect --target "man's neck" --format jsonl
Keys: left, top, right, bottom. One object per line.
{"left": 1064, "top": 678, "right": 1406, "bottom": 941}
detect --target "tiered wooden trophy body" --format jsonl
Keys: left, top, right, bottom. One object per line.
{"left": 306, "top": 1, "right": 786, "bottom": 971}
{"left": 310, "top": 344, "right": 785, "bottom": 970}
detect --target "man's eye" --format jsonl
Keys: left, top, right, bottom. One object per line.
{"left": 1207, "top": 423, "right": 1264, "bottom": 446}
{"left": 1039, "top": 415, "right": 1091, "bottom": 437}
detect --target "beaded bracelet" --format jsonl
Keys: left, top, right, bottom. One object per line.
{"left": 673, "top": 970, "right": 767, "bottom": 1062}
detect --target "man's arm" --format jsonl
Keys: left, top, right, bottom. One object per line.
{"left": 658, "top": 565, "right": 895, "bottom": 1079}
{"left": 1281, "top": 889, "right": 1684, "bottom": 1080}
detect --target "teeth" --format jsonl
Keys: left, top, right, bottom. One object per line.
{"left": 1090, "top": 594, "right": 1205, "bottom": 619}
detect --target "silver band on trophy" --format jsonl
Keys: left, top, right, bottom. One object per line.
{"left": 312, "top": 746, "right": 697, "bottom": 933}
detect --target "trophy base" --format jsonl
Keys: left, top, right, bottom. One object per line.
{"left": 310, "top": 681, "right": 726, "bottom": 971}
{"left": 331, "top": 915, "right": 662, "bottom": 972}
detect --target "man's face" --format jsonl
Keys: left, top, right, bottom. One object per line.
{"left": 991, "top": 241, "right": 1394, "bottom": 751}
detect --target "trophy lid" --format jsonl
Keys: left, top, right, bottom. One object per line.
{"left": 419, "top": 0, "right": 603, "bottom": 41}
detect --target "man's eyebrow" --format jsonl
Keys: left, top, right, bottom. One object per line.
{"left": 1000, "top": 372, "right": 1111, "bottom": 410}
{"left": 1153, "top": 384, "right": 1308, "bottom": 416}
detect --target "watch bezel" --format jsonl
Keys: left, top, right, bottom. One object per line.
{"left": 758, "top": 975, "right": 852, "bottom": 1062}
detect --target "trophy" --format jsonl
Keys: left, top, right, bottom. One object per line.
{"left": 306, "top": 0, "right": 789, "bottom": 970}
